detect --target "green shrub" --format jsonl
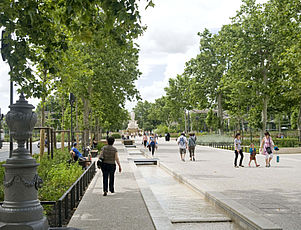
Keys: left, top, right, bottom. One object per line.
{"left": 0, "top": 162, "right": 5, "bottom": 201}
{"left": 97, "top": 142, "right": 107, "bottom": 152}
{"left": 111, "top": 133, "right": 121, "bottom": 139}
{"left": 0, "top": 149, "right": 83, "bottom": 202}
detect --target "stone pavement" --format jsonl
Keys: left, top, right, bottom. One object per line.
{"left": 139, "top": 138, "right": 301, "bottom": 230}
{"left": 68, "top": 141, "right": 154, "bottom": 230}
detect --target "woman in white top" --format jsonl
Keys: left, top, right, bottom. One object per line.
{"left": 260, "top": 131, "right": 274, "bottom": 167}
{"left": 234, "top": 133, "right": 244, "bottom": 168}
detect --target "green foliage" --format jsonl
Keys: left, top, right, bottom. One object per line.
{"left": 154, "top": 124, "right": 169, "bottom": 135}
{"left": 97, "top": 142, "right": 107, "bottom": 152}
{"left": 0, "top": 162, "right": 5, "bottom": 201}
{"left": 0, "top": 149, "right": 83, "bottom": 202}
{"left": 111, "top": 133, "right": 121, "bottom": 139}
{"left": 36, "top": 149, "right": 82, "bottom": 201}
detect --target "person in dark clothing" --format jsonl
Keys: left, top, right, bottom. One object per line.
{"left": 234, "top": 133, "right": 244, "bottom": 168}
{"left": 148, "top": 134, "right": 157, "bottom": 156}
{"left": 99, "top": 136, "right": 122, "bottom": 196}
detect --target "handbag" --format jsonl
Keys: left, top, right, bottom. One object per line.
{"left": 97, "top": 157, "right": 103, "bottom": 169}
{"left": 266, "top": 137, "right": 273, "bottom": 154}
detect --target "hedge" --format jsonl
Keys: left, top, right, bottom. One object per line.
{"left": 0, "top": 149, "right": 83, "bottom": 202}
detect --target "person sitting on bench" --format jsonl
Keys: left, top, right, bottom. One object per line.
{"left": 71, "top": 143, "right": 91, "bottom": 168}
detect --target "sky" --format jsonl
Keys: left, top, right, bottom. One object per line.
{"left": 0, "top": 0, "right": 267, "bottom": 114}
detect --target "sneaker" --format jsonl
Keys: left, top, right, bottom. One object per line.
{"left": 256, "top": 165, "right": 260, "bottom": 167}
{"left": 193, "top": 157, "right": 195, "bottom": 161}
{"left": 234, "top": 166, "right": 239, "bottom": 168}
{"left": 182, "top": 159, "right": 185, "bottom": 162}
{"left": 239, "top": 165, "right": 244, "bottom": 167}
{"left": 103, "top": 192, "right": 107, "bottom": 196}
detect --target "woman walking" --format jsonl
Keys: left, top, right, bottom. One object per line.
{"left": 234, "top": 133, "right": 244, "bottom": 168}
{"left": 148, "top": 134, "right": 157, "bottom": 156}
{"left": 260, "top": 131, "right": 274, "bottom": 167}
{"left": 99, "top": 136, "right": 122, "bottom": 196}
{"left": 143, "top": 133, "right": 148, "bottom": 148}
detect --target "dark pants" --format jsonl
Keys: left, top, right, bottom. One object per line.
{"left": 101, "top": 163, "right": 116, "bottom": 192}
{"left": 234, "top": 150, "right": 244, "bottom": 166}
{"left": 143, "top": 140, "right": 147, "bottom": 147}
{"left": 189, "top": 146, "right": 195, "bottom": 158}
{"left": 151, "top": 144, "right": 155, "bottom": 156}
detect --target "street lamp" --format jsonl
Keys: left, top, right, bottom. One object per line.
{"left": 0, "top": 93, "right": 49, "bottom": 229}
{"left": 69, "top": 93, "right": 76, "bottom": 144}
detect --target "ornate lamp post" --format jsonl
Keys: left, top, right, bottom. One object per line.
{"left": 0, "top": 93, "right": 49, "bottom": 229}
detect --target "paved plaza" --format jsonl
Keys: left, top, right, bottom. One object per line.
{"left": 141, "top": 138, "right": 301, "bottom": 230}
{"left": 65, "top": 138, "right": 301, "bottom": 230}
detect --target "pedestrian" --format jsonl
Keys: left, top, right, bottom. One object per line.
{"left": 143, "top": 133, "right": 148, "bottom": 148}
{"left": 148, "top": 134, "right": 157, "bottom": 156}
{"left": 92, "top": 137, "right": 98, "bottom": 149}
{"left": 99, "top": 136, "right": 122, "bottom": 196}
{"left": 234, "top": 133, "right": 244, "bottom": 168}
{"left": 248, "top": 143, "right": 260, "bottom": 167}
{"left": 70, "top": 143, "right": 91, "bottom": 169}
{"left": 260, "top": 131, "right": 274, "bottom": 167}
{"left": 166, "top": 132, "right": 170, "bottom": 141}
{"left": 177, "top": 133, "right": 188, "bottom": 162}
{"left": 188, "top": 133, "right": 197, "bottom": 161}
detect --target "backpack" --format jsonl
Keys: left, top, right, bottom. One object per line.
{"left": 179, "top": 136, "right": 185, "bottom": 146}
{"left": 150, "top": 137, "right": 156, "bottom": 146}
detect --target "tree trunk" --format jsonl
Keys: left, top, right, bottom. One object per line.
{"left": 261, "top": 97, "right": 268, "bottom": 139}
{"left": 261, "top": 64, "right": 268, "bottom": 140}
{"left": 75, "top": 99, "right": 78, "bottom": 131}
{"left": 278, "top": 117, "right": 281, "bottom": 137}
{"left": 297, "top": 99, "right": 301, "bottom": 142}
{"left": 217, "top": 93, "right": 224, "bottom": 135}
{"left": 61, "top": 100, "right": 65, "bottom": 150}
{"left": 82, "top": 97, "right": 90, "bottom": 147}
{"left": 39, "top": 95, "right": 46, "bottom": 156}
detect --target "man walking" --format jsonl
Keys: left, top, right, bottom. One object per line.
{"left": 188, "top": 133, "right": 197, "bottom": 161}
{"left": 177, "top": 133, "right": 188, "bottom": 162}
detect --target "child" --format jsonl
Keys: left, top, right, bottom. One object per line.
{"left": 249, "top": 143, "right": 260, "bottom": 167}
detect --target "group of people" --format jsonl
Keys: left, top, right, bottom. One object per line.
{"left": 176, "top": 133, "right": 197, "bottom": 161}
{"left": 90, "top": 130, "right": 278, "bottom": 197}
{"left": 142, "top": 133, "right": 159, "bottom": 156}
{"left": 234, "top": 131, "right": 277, "bottom": 168}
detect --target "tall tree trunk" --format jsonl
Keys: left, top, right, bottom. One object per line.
{"left": 96, "top": 117, "right": 99, "bottom": 141}
{"left": 75, "top": 99, "right": 78, "bottom": 131}
{"left": 40, "top": 96, "right": 45, "bottom": 156}
{"left": 61, "top": 99, "right": 65, "bottom": 151}
{"left": 217, "top": 93, "right": 224, "bottom": 135}
{"left": 82, "top": 97, "right": 90, "bottom": 147}
{"left": 278, "top": 117, "right": 281, "bottom": 137}
{"left": 262, "top": 97, "right": 268, "bottom": 138}
{"left": 298, "top": 99, "right": 301, "bottom": 142}
{"left": 261, "top": 64, "right": 268, "bottom": 140}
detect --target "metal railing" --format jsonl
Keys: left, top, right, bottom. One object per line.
{"left": 41, "top": 161, "right": 96, "bottom": 227}
{"left": 207, "top": 142, "right": 253, "bottom": 153}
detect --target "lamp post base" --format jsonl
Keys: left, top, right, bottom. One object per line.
{"left": 0, "top": 217, "right": 49, "bottom": 230}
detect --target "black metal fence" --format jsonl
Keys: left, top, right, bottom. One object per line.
{"left": 41, "top": 161, "right": 96, "bottom": 227}
{"left": 207, "top": 142, "right": 252, "bottom": 153}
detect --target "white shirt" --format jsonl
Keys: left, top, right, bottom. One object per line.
{"left": 177, "top": 135, "right": 187, "bottom": 149}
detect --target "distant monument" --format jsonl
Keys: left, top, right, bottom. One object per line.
{"left": 127, "top": 112, "right": 139, "bottom": 135}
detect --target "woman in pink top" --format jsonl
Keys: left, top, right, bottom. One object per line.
{"left": 260, "top": 131, "right": 274, "bottom": 167}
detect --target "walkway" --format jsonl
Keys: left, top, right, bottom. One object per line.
{"left": 67, "top": 141, "right": 155, "bottom": 230}
{"left": 141, "top": 138, "right": 301, "bottom": 230}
